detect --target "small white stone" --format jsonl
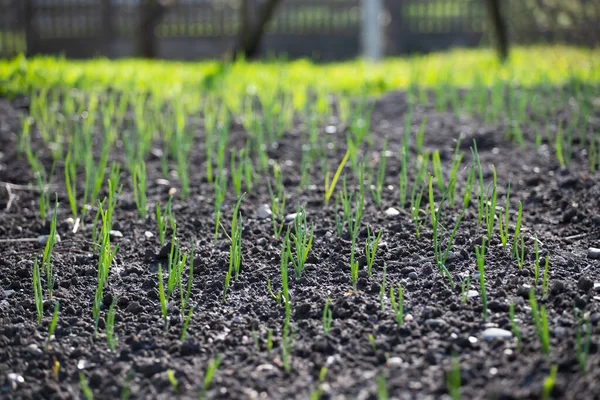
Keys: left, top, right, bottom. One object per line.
{"left": 467, "top": 290, "right": 479, "bottom": 299}
{"left": 26, "top": 343, "right": 42, "bottom": 356}
{"left": 7, "top": 373, "right": 24, "bottom": 390}
{"left": 588, "top": 247, "right": 600, "bottom": 259}
{"left": 255, "top": 363, "right": 277, "bottom": 372}
{"left": 284, "top": 213, "right": 298, "bottom": 223}
{"left": 109, "top": 230, "right": 123, "bottom": 239}
{"left": 37, "top": 234, "right": 61, "bottom": 246}
{"left": 384, "top": 207, "right": 400, "bottom": 217}
{"left": 386, "top": 357, "right": 403, "bottom": 367}
{"left": 256, "top": 204, "right": 272, "bottom": 220}
{"left": 482, "top": 328, "right": 513, "bottom": 340}
{"left": 404, "top": 314, "right": 413, "bottom": 322}
{"left": 144, "top": 231, "right": 154, "bottom": 239}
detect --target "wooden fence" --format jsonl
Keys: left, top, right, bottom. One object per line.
{"left": 1, "top": 0, "right": 598, "bottom": 60}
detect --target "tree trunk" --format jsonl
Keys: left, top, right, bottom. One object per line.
{"left": 234, "top": 0, "right": 282, "bottom": 60}
{"left": 486, "top": 0, "right": 509, "bottom": 62}
{"left": 139, "top": 0, "right": 174, "bottom": 58}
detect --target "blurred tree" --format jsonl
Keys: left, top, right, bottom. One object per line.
{"left": 139, "top": 0, "right": 177, "bottom": 58}
{"left": 235, "top": 0, "right": 282, "bottom": 60}
{"left": 486, "top": 0, "right": 509, "bottom": 62}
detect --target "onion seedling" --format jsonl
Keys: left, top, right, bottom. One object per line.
{"left": 80, "top": 372, "right": 94, "bottom": 400}
{"left": 576, "top": 318, "right": 591, "bottom": 373}
{"left": 509, "top": 302, "right": 522, "bottom": 349}
{"left": 379, "top": 264, "right": 386, "bottom": 311}
{"left": 43, "top": 201, "right": 58, "bottom": 299}
{"left": 475, "top": 239, "right": 487, "bottom": 321}
{"left": 460, "top": 276, "right": 470, "bottom": 305}
{"left": 180, "top": 306, "right": 194, "bottom": 342}
{"left": 199, "top": 354, "right": 223, "bottom": 400}
{"left": 497, "top": 182, "right": 511, "bottom": 248}
{"left": 512, "top": 201, "right": 523, "bottom": 260}
{"left": 529, "top": 289, "right": 550, "bottom": 356}
{"left": 45, "top": 301, "right": 59, "bottom": 352}
{"left": 472, "top": 141, "right": 485, "bottom": 226}
{"left": 309, "top": 367, "right": 328, "bottom": 400}
{"left": 542, "top": 254, "right": 550, "bottom": 298}
{"left": 267, "top": 279, "right": 282, "bottom": 306}
{"left": 369, "top": 139, "right": 387, "bottom": 207}
{"left": 324, "top": 148, "right": 350, "bottom": 203}
{"left": 290, "top": 206, "right": 314, "bottom": 279}
{"left": 369, "top": 334, "right": 377, "bottom": 352}
{"left": 166, "top": 369, "right": 178, "bottom": 394}
{"left": 446, "top": 356, "right": 461, "bottom": 400}
{"left": 485, "top": 166, "right": 497, "bottom": 241}
{"left": 533, "top": 235, "right": 540, "bottom": 285}
{"left": 132, "top": 160, "right": 147, "bottom": 218}
{"left": 389, "top": 285, "right": 403, "bottom": 326}
{"left": 447, "top": 139, "right": 464, "bottom": 208}
{"left": 322, "top": 298, "right": 333, "bottom": 335}
{"left": 432, "top": 150, "right": 445, "bottom": 193}
{"left": 267, "top": 166, "right": 286, "bottom": 239}
{"left": 541, "top": 365, "right": 558, "bottom": 400}
{"left": 349, "top": 237, "right": 359, "bottom": 293}
{"left": 157, "top": 264, "right": 169, "bottom": 330}
{"left": 365, "top": 227, "right": 382, "bottom": 277}
{"left": 155, "top": 197, "right": 173, "bottom": 247}
{"left": 224, "top": 194, "right": 244, "bottom": 281}
{"left": 106, "top": 297, "right": 118, "bottom": 351}
{"left": 64, "top": 151, "right": 78, "bottom": 219}
{"left": 213, "top": 171, "right": 227, "bottom": 243}
{"left": 376, "top": 374, "right": 389, "bottom": 400}
{"left": 32, "top": 258, "right": 43, "bottom": 324}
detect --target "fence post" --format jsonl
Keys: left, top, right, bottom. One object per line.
{"left": 361, "top": 0, "right": 383, "bottom": 60}
{"left": 101, "top": 0, "right": 113, "bottom": 57}
{"left": 23, "top": 0, "right": 37, "bottom": 57}
{"left": 385, "top": 0, "right": 404, "bottom": 55}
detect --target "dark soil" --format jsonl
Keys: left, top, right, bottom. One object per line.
{"left": 1, "top": 91, "right": 599, "bottom": 400}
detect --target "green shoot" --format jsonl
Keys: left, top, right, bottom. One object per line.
{"left": 379, "top": 264, "right": 386, "bottom": 311}
{"left": 529, "top": 289, "right": 550, "bottom": 356}
{"left": 158, "top": 264, "right": 169, "bottom": 330}
{"left": 322, "top": 298, "right": 333, "bottom": 335}
{"left": 324, "top": 148, "right": 350, "bottom": 203}
{"left": 389, "top": 285, "right": 403, "bottom": 326}
{"left": 485, "top": 166, "right": 497, "bottom": 241}
{"left": 461, "top": 276, "right": 470, "bottom": 305}
{"left": 509, "top": 303, "right": 522, "bottom": 349}
{"left": 166, "top": 369, "right": 178, "bottom": 394}
{"left": 472, "top": 141, "right": 485, "bottom": 226}
{"left": 377, "top": 374, "right": 389, "bottom": 400}
{"left": 180, "top": 306, "right": 194, "bottom": 342}
{"left": 541, "top": 365, "right": 558, "bottom": 400}
{"left": 475, "top": 239, "right": 487, "bottom": 321}
{"left": 446, "top": 356, "right": 461, "bottom": 400}
{"left": 512, "top": 201, "right": 523, "bottom": 260}
{"left": 542, "top": 254, "right": 550, "bottom": 298}
{"left": 369, "top": 334, "right": 377, "bottom": 352}
{"left": 64, "top": 152, "right": 78, "bottom": 219}
{"left": 369, "top": 139, "right": 387, "bottom": 207}
{"left": 309, "top": 367, "right": 328, "bottom": 400}
{"left": 533, "top": 236, "right": 540, "bottom": 285}
{"left": 106, "top": 297, "right": 118, "bottom": 351}
{"left": 498, "top": 182, "right": 511, "bottom": 248}
{"left": 228, "top": 194, "right": 245, "bottom": 281}
{"left": 267, "top": 167, "right": 286, "bottom": 239}
{"left": 45, "top": 301, "right": 59, "bottom": 352}
{"left": 80, "top": 373, "right": 94, "bottom": 400}
{"left": 132, "top": 160, "right": 147, "bottom": 218}
{"left": 576, "top": 318, "right": 591, "bottom": 373}
{"left": 349, "top": 236, "right": 360, "bottom": 293}
{"left": 290, "top": 206, "right": 314, "bottom": 279}
{"left": 199, "top": 354, "right": 223, "bottom": 399}
{"left": 32, "top": 257, "right": 43, "bottom": 324}
{"left": 267, "top": 279, "right": 282, "bottom": 306}
{"left": 365, "top": 227, "right": 382, "bottom": 277}
{"left": 43, "top": 201, "right": 58, "bottom": 299}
